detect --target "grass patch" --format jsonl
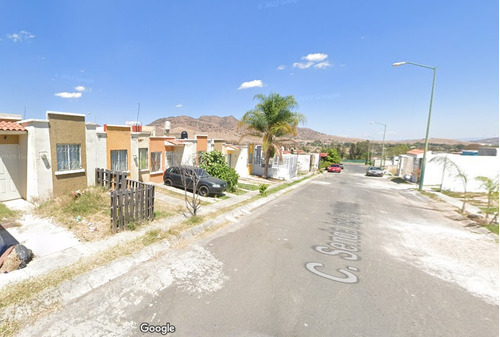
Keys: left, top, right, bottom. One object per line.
{"left": 419, "top": 190, "right": 443, "bottom": 202}
{"left": 0, "top": 204, "right": 18, "bottom": 219}
{"left": 231, "top": 188, "right": 247, "bottom": 196}
{"left": 484, "top": 223, "right": 499, "bottom": 235}
{"left": 34, "top": 187, "right": 182, "bottom": 242}
{"left": 237, "top": 183, "right": 259, "bottom": 191}
{"left": 35, "top": 187, "right": 111, "bottom": 241}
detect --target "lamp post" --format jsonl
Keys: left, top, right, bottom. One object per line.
{"left": 370, "top": 121, "right": 386, "bottom": 167}
{"left": 393, "top": 61, "right": 436, "bottom": 191}
{"left": 365, "top": 136, "right": 374, "bottom": 165}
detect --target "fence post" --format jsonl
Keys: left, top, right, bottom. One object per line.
{"left": 110, "top": 190, "right": 117, "bottom": 233}
{"left": 103, "top": 169, "right": 156, "bottom": 232}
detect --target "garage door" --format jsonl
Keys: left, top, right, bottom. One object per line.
{"left": 0, "top": 145, "right": 21, "bottom": 201}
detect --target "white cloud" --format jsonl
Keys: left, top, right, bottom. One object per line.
{"left": 292, "top": 53, "right": 331, "bottom": 70}
{"left": 54, "top": 92, "right": 82, "bottom": 99}
{"left": 293, "top": 61, "right": 314, "bottom": 69}
{"left": 238, "top": 80, "right": 265, "bottom": 90}
{"left": 313, "top": 61, "right": 331, "bottom": 69}
{"left": 75, "top": 86, "right": 86, "bottom": 92}
{"left": 176, "top": 104, "right": 183, "bottom": 108}
{"left": 277, "top": 65, "right": 286, "bottom": 70}
{"left": 7, "top": 30, "right": 35, "bottom": 43}
{"left": 302, "top": 53, "right": 328, "bottom": 62}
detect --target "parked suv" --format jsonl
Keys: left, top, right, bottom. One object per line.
{"left": 163, "top": 166, "right": 227, "bottom": 197}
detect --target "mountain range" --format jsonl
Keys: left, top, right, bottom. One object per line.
{"left": 147, "top": 115, "right": 498, "bottom": 146}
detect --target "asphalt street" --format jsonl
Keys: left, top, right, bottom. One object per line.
{"left": 18, "top": 164, "right": 499, "bottom": 337}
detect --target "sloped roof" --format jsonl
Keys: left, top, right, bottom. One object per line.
{"left": 164, "top": 138, "right": 185, "bottom": 146}
{"left": 0, "top": 121, "right": 26, "bottom": 132}
{"left": 407, "top": 149, "right": 424, "bottom": 155}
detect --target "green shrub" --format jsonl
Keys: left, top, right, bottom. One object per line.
{"left": 259, "top": 184, "right": 269, "bottom": 196}
{"left": 200, "top": 151, "right": 239, "bottom": 192}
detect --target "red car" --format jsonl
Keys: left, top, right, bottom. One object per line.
{"left": 327, "top": 164, "right": 342, "bottom": 173}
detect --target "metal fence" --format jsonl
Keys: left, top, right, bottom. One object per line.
{"left": 95, "top": 168, "right": 155, "bottom": 233}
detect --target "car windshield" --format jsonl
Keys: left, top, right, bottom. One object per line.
{"left": 194, "top": 168, "right": 209, "bottom": 178}
{"left": 370, "top": 167, "right": 382, "bottom": 170}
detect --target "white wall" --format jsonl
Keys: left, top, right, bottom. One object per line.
{"left": 21, "top": 120, "right": 53, "bottom": 202}
{"left": 297, "top": 154, "right": 311, "bottom": 173}
{"left": 252, "top": 150, "right": 298, "bottom": 180}
{"left": 96, "top": 131, "right": 107, "bottom": 171}
{"left": 425, "top": 153, "right": 499, "bottom": 192}
{"left": 228, "top": 146, "right": 250, "bottom": 178}
{"left": 85, "top": 123, "right": 98, "bottom": 186}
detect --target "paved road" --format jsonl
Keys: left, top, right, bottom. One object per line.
{"left": 19, "top": 164, "right": 499, "bottom": 337}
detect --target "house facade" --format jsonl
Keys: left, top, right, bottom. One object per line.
{"left": 0, "top": 110, "right": 321, "bottom": 203}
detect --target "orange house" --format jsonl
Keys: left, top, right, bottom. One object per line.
{"left": 105, "top": 125, "right": 132, "bottom": 175}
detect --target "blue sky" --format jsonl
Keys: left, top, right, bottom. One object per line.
{"left": 1, "top": 0, "right": 498, "bottom": 141}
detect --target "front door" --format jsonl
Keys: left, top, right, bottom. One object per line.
{"left": 0, "top": 145, "right": 21, "bottom": 201}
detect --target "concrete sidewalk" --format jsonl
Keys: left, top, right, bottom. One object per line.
{"left": 0, "top": 173, "right": 309, "bottom": 291}
{"left": 423, "top": 188, "right": 485, "bottom": 217}
{"left": 0, "top": 173, "right": 494, "bottom": 292}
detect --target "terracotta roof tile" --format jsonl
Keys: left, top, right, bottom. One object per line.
{"left": 0, "top": 121, "right": 26, "bottom": 132}
{"left": 407, "top": 149, "right": 424, "bottom": 155}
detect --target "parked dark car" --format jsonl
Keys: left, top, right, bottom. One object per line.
{"left": 366, "top": 166, "right": 384, "bottom": 177}
{"left": 327, "top": 164, "right": 342, "bottom": 173}
{"left": 163, "top": 166, "right": 227, "bottom": 197}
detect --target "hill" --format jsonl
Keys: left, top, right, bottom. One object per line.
{"left": 147, "top": 115, "right": 475, "bottom": 146}
{"left": 147, "top": 115, "right": 363, "bottom": 144}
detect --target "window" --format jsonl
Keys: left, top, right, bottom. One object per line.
{"left": 56, "top": 144, "right": 81, "bottom": 171}
{"left": 255, "top": 146, "right": 261, "bottom": 165}
{"left": 139, "top": 148, "right": 148, "bottom": 170}
{"left": 165, "top": 151, "right": 174, "bottom": 168}
{"left": 198, "top": 151, "right": 205, "bottom": 165}
{"left": 248, "top": 150, "right": 253, "bottom": 165}
{"left": 111, "top": 150, "right": 127, "bottom": 171}
{"left": 151, "top": 152, "right": 162, "bottom": 172}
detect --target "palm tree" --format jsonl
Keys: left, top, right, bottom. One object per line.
{"left": 238, "top": 93, "right": 306, "bottom": 178}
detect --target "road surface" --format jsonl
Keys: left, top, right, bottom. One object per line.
{"left": 18, "top": 164, "right": 499, "bottom": 337}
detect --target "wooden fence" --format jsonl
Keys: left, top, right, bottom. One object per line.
{"left": 95, "top": 168, "right": 155, "bottom": 233}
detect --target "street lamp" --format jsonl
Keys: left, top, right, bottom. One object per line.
{"left": 393, "top": 61, "right": 436, "bottom": 191}
{"left": 370, "top": 121, "right": 387, "bottom": 167}
{"left": 365, "top": 136, "right": 374, "bottom": 165}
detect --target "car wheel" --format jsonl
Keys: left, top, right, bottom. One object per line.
{"left": 164, "top": 178, "right": 173, "bottom": 186}
{"left": 198, "top": 186, "right": 210, "bottom": 197}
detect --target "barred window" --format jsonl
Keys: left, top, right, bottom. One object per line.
{"left": 255, "top": 146, "right": 261, "bottom": 165}
{"left": 151, "top": 152, "right": 162, "bottom": 172}
{"left": 111, "top": 150, "right": 127, "bottom": 171}
{"left": 139, "top": 148, "right": 148, "bottom": 170}
{"left": 56, "top": 144, "right": 81, "bottom": 171}
{"left": 165, "top": 151, "right": 174, "bottom": 168}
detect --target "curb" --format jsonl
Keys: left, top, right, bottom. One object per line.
{"left": 1, "top": 172, "right": 320, "bottom": 325}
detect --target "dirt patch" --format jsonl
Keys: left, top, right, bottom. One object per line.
{"left": 33, "top": 187, "right": 185, "bottom": 242}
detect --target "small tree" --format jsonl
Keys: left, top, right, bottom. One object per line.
{"left": 476, "top": 176, "right": 499, "bottom": 222}
{"left": 178, "top": 165, "right": 203, "bottom": 216}
{"left": 430, "top": 155, "right": 469, "bottom": 213}
{"left": 319, "top": 148, "right": 341, "bottom": 169}
{"left": 200, "top": 151, "right": 239, "bottom": 192}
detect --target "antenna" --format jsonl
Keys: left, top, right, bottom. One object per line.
{"left": 23, "top": 106, "right": 26, "bottom": 120}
